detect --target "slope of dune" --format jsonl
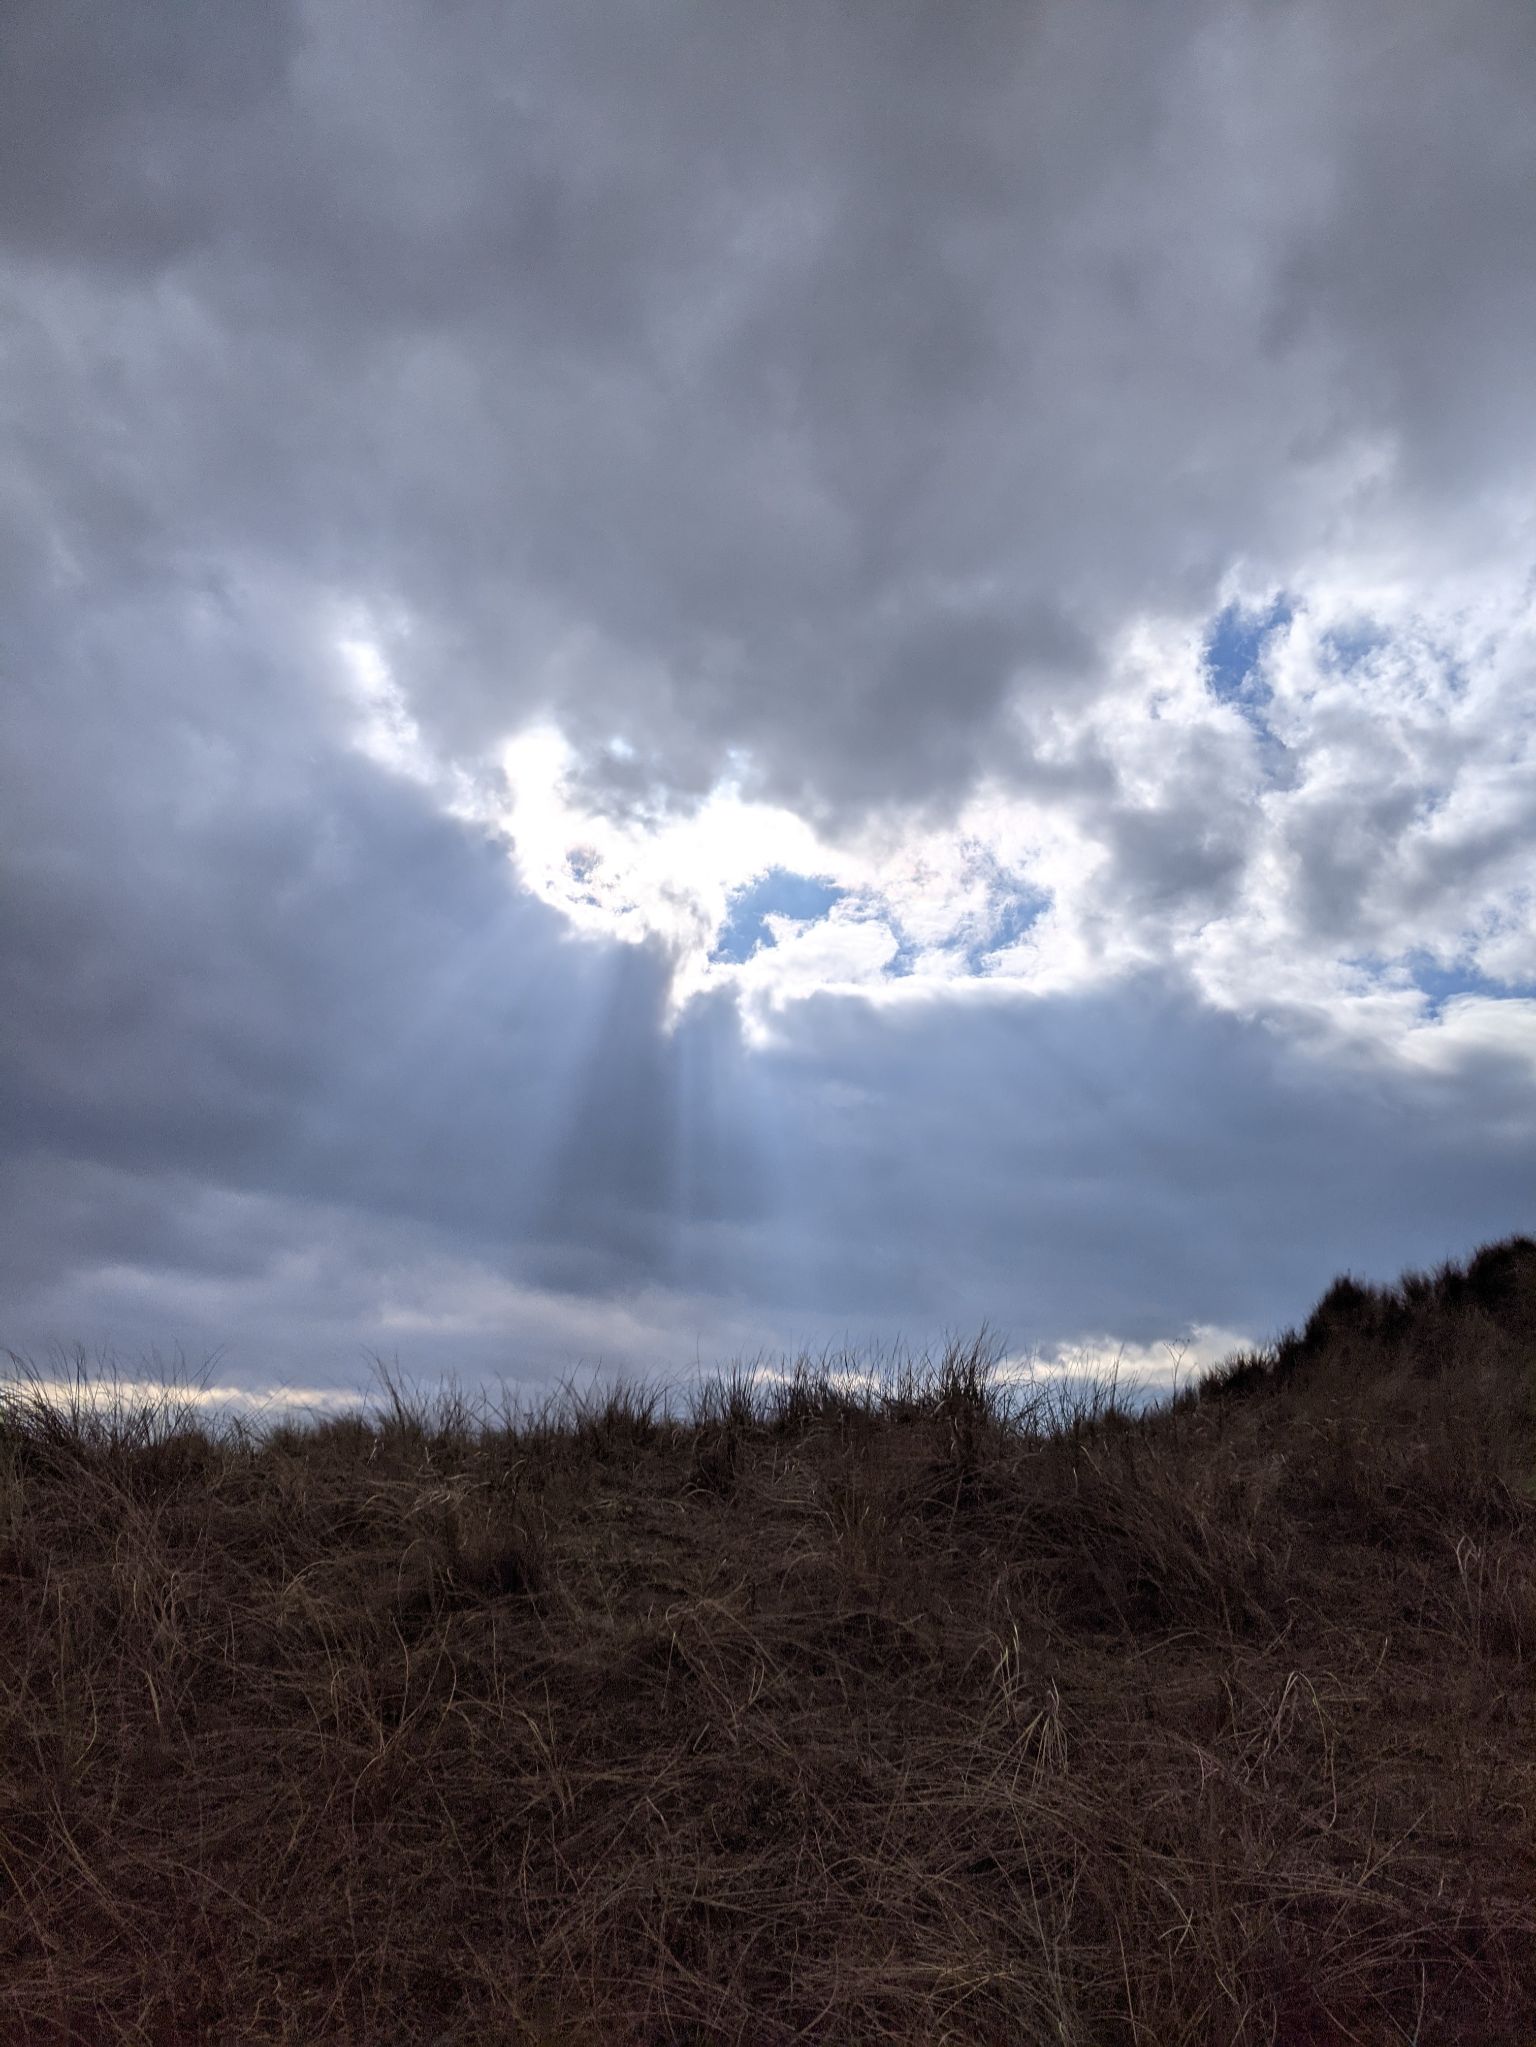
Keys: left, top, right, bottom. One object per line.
{"left": 3, "top": 1240, "right": 1534, "bottom": 2044}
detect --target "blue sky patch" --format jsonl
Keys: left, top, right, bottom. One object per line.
{"left": 885, "top": 934, "right": 921, "bottom": 978}
{"left": 1347, "top": 949, "right": 1536, "bottom": 1018}
{"left": 710, "top": 868, "right": 846, "bottom": 963}
{"left": 1203, "top": 595, "right": 1293, "bottom": 705}
{"left": 1407, "top": 954, "right": 1535, "bottom": 1017}
{"left": 990, "top": 891, "right": 1048, "bottom": 948}
{"left": 967, "top": 887, "right": 1050, "bottom": 970}
{"left": 1321, "top": 620, "right": 1387, "bottom": 672}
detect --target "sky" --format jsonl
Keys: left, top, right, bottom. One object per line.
{"left": 3, "top": 0, "right": 1534, "bottom": 1410}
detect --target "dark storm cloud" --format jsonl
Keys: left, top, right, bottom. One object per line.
{"left": 6, "top": 0, "right": 1534, "bottom": 820}
{"left": 765, "top": 977, "right": 1536, "bottom": 1339}
{"left": 0, "top": 2, "right": 300, "bottom": 266}
{"left": 8, "top": 892, "right": 1534, "bottom": 1387}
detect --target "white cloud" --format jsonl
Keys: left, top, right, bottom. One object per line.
{"left": 477, "top": 558, "right": 1535, "bottom": 1082}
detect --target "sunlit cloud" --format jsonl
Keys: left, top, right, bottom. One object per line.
{"left": 338, "top": 631, "right": 436, "bottom": 784}
{"left": 335, "top": 622, "right": 487, "bottom": 824}
{"left": 0, "top": 1372, "right": 366, "bottom": 1418}
{"left": 486, "top": 567, "right": 1536, "bottom": 1074}
{"left": 496, "top": 720, "right": 1064, "bottom": 1027}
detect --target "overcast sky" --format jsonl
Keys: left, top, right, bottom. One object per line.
{"left": 3, "top": 0, "right": 1534, "bottom": 1407}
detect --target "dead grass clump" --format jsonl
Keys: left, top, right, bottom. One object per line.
{"left": 1040, "top": 1425, "right": 1289, "bottom": 1636}
{"left": 1447, "top": 1530, "right": 1536, "bottom": 1660}
{"left": 1196, "top": 1346, "right": 1279, "bottom": 1403}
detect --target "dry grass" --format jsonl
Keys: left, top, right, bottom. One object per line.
{"left": 3, "top": 1241, "right": 1535, "bottom": 2044}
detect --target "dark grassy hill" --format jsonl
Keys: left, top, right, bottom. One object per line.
{"left": 3, "top": 1240, "right": 1534, "bottom": 2044}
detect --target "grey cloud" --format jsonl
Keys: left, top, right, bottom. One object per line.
{"left": 6, "top": 1, "right": 1533, "bottom": 825}
{"left": 8, "top": 897, "right": 1534, "bottom": 1389}
{"left": 1101, "top": 806, "right": 1251, "bottom": 921}
{"left": 759, "top": 976, "right": 1536, "bottom": 1340}
{"left": 1272, "top": 1, "right": 1536, "bottom": 505}
{"left": 0, "top": 1, "right": 300, "bottom": 266}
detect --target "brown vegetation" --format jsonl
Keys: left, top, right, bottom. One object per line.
{"left": 3, "top": 1239, "right": 1535, "bottom": 2043}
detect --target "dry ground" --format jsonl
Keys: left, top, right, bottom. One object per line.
{"left": 3, "top": 1240, "right": 1535, "bottom": 2043}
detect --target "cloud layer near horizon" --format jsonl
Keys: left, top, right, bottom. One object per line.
{"left": 3, "top": 0, "right": 1533, "bottom": 1393}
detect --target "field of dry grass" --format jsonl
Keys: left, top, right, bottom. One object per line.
{"left": 3, "top": 1238, "right": 1535, "bottom": 2044}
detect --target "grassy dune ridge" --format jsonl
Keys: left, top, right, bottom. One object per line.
{"left": 2, "top": 1241, "right": 1535, "bottom": 2044}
